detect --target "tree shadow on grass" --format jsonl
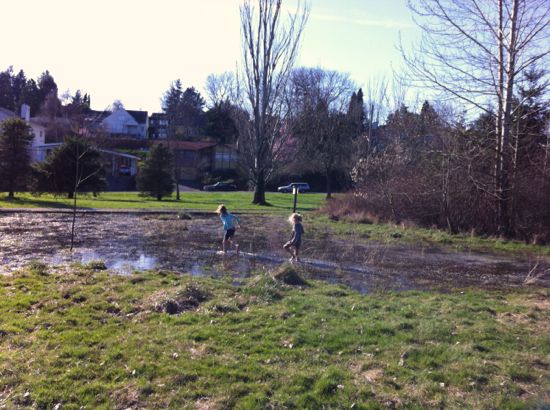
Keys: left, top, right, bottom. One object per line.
{"left": 92, "top": 195, "right": 185, "bottom": 204}
{"left": 252, "top": 201, "right": 273, "bottom": 207}
{"left": 93, "top": 198, "right": 146, "bottom": 204}
{"left": 0, "top": 196, "right": 73, "bottom": 209}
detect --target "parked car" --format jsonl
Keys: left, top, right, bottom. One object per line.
{"left": 118, "top": 166, "right": 131, "bottom": 176}
{"left": 203, "top": 181, "right": 238, "bottom": 191}
{"left": 277, "top": 182, "right": 310, "bottom": 193}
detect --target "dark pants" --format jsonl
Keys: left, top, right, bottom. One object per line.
{"left": 224, "top": 228, "right": 236, "bottom": 241}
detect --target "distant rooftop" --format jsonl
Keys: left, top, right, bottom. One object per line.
{"left": 126, "top": 110, "right": 148, "bottom": 124}
{"left": 154, "top": 140, "right": 217, "bottom": 151}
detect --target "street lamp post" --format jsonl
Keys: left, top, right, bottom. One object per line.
{"left": 292, "top": 184, "right": 298, "bottom": 213}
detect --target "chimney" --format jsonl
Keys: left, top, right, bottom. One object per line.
{"left": 20, "top": 104, "right": 31, "bottom": 122}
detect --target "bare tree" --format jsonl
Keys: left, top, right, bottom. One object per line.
{"left": 363, "top": 76, "right": 390, "bottom": 142}
{"left": 237, "top": 0, "right": 309, "bottom": 204}
{"left": 205, "top": 72, "right": 237, "bottom": 108}
{"left": 402, "top": 0, "right": 550, "bottom": 234}
{"left": 289, "top": 67, "right": 355, "bottom": 114}
{"left": 288, "top": 67, "right": 357, "bottom": 198}
{"left": 69, "top": 144, "right": 104, "bottom": 251}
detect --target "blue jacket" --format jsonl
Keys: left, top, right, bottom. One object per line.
{"left": 220, "top": 212, "right": 240, "bottom": 230}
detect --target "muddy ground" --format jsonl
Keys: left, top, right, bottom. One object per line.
{"left": 0, "top": 212, "right": 548, "bottom": 293}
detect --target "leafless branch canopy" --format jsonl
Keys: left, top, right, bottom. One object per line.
{"left": 237, "top": 0, "right": 309, "bottom": 198}
{"left": 403, "top": 0, "right": 550, "bottom": 112}
{"left": 205, "top": 72, "right": 237, "bottom": 108}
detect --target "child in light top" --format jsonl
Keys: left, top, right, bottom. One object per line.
{"left": 216, "top": 204, "right": 240, "bottom": 256}
{"left": 283, "top": 213, "right": 304, "bottom": 263}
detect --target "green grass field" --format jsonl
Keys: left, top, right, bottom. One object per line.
{"left": 0, "top": 191, "right": 325, "bottom": 213}
{"left": 1, "top": 264, "right": 548, "bottom": 409}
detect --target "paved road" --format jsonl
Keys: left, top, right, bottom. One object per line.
{"left": 177, "top": 184, "right": 200, "bottom": 192}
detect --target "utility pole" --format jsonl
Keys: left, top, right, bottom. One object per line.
{"left": 292, "top": 184, "right": 298, "bottom": 213}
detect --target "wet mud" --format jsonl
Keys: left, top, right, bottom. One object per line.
{"left": 0, "top": 212, "right": 548, "bottom": 293}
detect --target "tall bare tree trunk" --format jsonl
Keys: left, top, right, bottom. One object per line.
{"left": 497, "top": 0, "right": 519, "bottom": 236}
{"left": 442, "top": 155, "right": 456, "bottom": 233}
{"left": 495, "top": 0, "right": 505, "bottom": 232}
{"left": 253, "top": 169, "right": 266, "bottom": 204}
{"left": 238, "top": 0, "right": 308, "bottom": 206}
{"left": 175, "top": 165, "right": 180, "bottom": 201}
{"left": 325, "top": 168, "right": 332, "bottom": 199}
{"left": 70, "top": 150, "right": 80, "bottom": 251}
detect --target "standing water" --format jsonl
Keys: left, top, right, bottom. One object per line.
{"left": 0, "top": 212, "right": 548, "bottom": 293}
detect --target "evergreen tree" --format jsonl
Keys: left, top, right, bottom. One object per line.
{"left": 419, "top": 101, "right": 443, "bottom": 141}
{"left": 137, "top": 144, "right": 174, "bottom": 200}
{"left": 347, "top": 88, "right": 365, "bottom": 137}
{"left": 12, "top": 70, "right": 27, "bottom": 111}
{"left": 20, "top": 79, "right": 41, "bottom": 116}
{"left": 64, "top": 90, "right": 91, "bottom": 117}
{"left": 0, "top": 67, "right": 15, "bottom": 110}
{"left": 181, "top": 87, "right": 206, "bottom": 131}
{"left": 161, "top": 81, "right": 206, "bottom": 138}
{"left": 0, "top": 118, "right": 34, "bottom": 198}
{"left": 33, "top": 137, "right": 106, "bottom": 198}
{"left": 41, "top": 90, "right": 62, "bottom": 119}
{"left": 205, "top": 101, "right": 238, "bottom": 144}
{"left": 37, "top": 70, "right": 58, "bottom": 103}
{"left": 162, "top": 80, "right": 183, "bottom": 139}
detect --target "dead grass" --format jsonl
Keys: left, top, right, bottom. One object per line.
{"left": 188, "top": 343, "right": 210, "bottom": 359}
{"left": 195, "top": 396, "right": 224, "bottom": 410}
{"left": 112, "top": 383, "right": 141, "bottom": 410}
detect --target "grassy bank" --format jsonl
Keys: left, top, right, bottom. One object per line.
{"left": 309, "top": 215, "right": 550, "bottom": 257}
{"left": 1, "top": 264, "right": 548, "bottom": 409}
{"left": 0, "top": 192, "right": 325, "bottom": 213}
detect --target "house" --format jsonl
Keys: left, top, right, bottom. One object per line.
{"left": 148, "top": 113, "right": 168, "bottom": 139}
{"left": 158, "top": 140, "right": 216, "bottom": 180}
{"left": 100, "top": 148, "right": 139, "bottom": 177}
{"left": 101, "top": 108, "right": 148, "bottom": 139}
{"left": 213, "top": 144, "right": 238, "bottom": 171}
{"left": 147, "top": 112, "right": 202, "bottom": 140}
{"left": 0, "top": 104, "right": 47, "bottom": 162}
{"left": 84, "top": 107, "right": 149, "bottom": 139}
{"left": 156, "top": 140, "right": 238, "bottom": 180}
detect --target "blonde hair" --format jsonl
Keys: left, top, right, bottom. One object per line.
{"left": 216, "top": 204, "right": 227, "bottom": 215}
{"left": 288, "top": 213, "right": 302, "bottom": 223}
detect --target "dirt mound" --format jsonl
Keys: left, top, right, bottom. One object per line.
{"left": 272, "top": 265, "right": 308, "bottom": 286}
{"left": 155, "top": 283, "right": 210, "bottom": 314}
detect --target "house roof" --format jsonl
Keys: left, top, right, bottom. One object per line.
{"left": 155, "top": 140, "right": 217, "bottom": 151}
{"left": 0, "top": 106, "right": 15, "bottom": 117}
{"left": 85, "top": 110, "right": 111, "bottom": 125}
{"left": 0, "top": 107, "right": 45, "bottom": 130}
{"left": 86, "top": 109, "right": 149, "bottom": 126}
{"left": 127, "top": 110, "right": 148, "bottom": 124}
{"left": 98, "top": 148, "right": 140, "bottom": 160}
{"left": 34, "top": 143, "right": 140, "bottom": 160}
{"left": 150, "top": 112, "right": 166, "bottom": 119}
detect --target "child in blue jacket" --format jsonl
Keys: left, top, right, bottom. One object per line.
{"left": 216, "top": 204, "right": 240, "bottom": 256}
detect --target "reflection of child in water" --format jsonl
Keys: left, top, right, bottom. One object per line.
{"left": 283, "top": 213, "right": 304, "bottom": 263}
{"left": 216, "top": 204, "right": 240, "bottom": 256}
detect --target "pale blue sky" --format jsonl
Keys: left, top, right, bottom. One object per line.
{"left": 0, "top": 0, "right": 419, "bottom": 114}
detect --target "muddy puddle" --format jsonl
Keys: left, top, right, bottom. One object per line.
{"left": 0, "top": 212, "right": 548, "bottom": 293}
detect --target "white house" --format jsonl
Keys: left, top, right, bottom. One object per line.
{"left": 100, "top": 107, "right": 148, "bottom": 139}
{"left": 0, "top": 104, "right": 46, "bottom": 162}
